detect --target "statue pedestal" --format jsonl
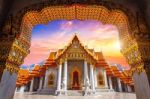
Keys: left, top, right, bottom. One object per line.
{"left": 83, "top": 90, "right": 96, "bottom": 96}
{"left": 55, "top": 90, "right": 67, "bottom": 95}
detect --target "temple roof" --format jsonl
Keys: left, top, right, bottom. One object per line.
{"left": 16, "top": 34, "right": 133, "bottom": 87}
{"left": 55, "top": 34, "right": 97, "bottom": 61}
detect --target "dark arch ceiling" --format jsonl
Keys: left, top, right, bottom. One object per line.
{"left": 0, "top": 0, "right": 150, "bottom": 31}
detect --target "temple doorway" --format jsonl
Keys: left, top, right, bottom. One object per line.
{"left": 72, "top": 71, "right": 80, "bottom": 90}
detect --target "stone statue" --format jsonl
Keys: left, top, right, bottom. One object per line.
{"left": 85, "top": 78, "right": 90, "bottom": 90}
{"left": 61, "top": 80, "right": 66, "bottom": 90}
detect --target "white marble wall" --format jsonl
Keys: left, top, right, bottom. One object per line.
{"left": 95, "top": 67, "right": 106, "bottom": 88}
{"left": 0, "top": 70, "right": 17, "bottom": 99}
{"left": 44, "top": 68, "right": 57, "bottom": 88}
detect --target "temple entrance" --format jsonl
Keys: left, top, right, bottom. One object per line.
{"left": 72, "top": 71, "right": 80, "bottom": 90}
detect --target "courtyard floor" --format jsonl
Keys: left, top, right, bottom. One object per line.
{"left": 14, "top": 92, "right": 136, "bottom": 99}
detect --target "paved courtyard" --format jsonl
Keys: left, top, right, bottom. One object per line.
{"left": 14, "top": 92, "right": 136, "bottom": 99}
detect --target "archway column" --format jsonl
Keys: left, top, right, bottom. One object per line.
{"left": 120, "top": 12, "right": 150, "bottom": 98}
{"left": 136, "top": 41, "right": 150, "bottom": 99}
{"left": 0, "top": 35, "right": 28, "bottom": 99}
{"left": 133, "top": 71, "right": 150, "bottom": 99}
{"left": 123, "top": 39, "right": 150, "bottom": 99}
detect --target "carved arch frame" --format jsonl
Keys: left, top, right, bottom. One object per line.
{"left": 2, "top": 1, "right": 145, "bottom": 75}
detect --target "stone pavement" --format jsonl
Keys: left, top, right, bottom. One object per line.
{"left": 14, "top": 92, "right": 136, "bottom": 99}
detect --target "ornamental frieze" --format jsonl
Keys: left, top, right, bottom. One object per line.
{"left": 130, "top": 64, "right": 145, "bottom": 76}
{"left": 0, "top": 47, "right": 11, "bottom": 61}
{"left": 10, "top": 1, "right": 135, "bottom": 37}
{"left": 5, "top": 62, "right": 20, "bottom": 74}
{"left": 56, "top": 52, "right": 96, "bottom": 65}
{"left": 144, "top": 64, "right": 150, "bottom": 72}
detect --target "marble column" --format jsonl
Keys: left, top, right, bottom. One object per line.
{"left": 0, "top": 70, "right": 17, "bottom": 99}
{"left": 117, "top": 78, "right": 122, "bottom": 92}
{"left": 133, "top": 71, "right": 150, "bottom": 99}
{"left": 84, "top": 60, "right": 90, "bottom": 88}
{"left": 108, "top": 76, "right": 113, "bottom": 90}
{"left": 127, "top": 85, "right": 132, "bottom": 92}
{"left": 56, "top": 63, "right": 62, "bottom": 91}
{"left": 94, "top": 69, "right": 98, "bottom": 88}
{"left": 20, "top": 86, "right": 25, "bottom": 92}
{"left": 124, "top": 84, "right": 128, "bottom": 92}
{"left": 90, "top": 64, "right": 95, "bottom": 91}
{"left": 103, "top": 69, "right": 108, "bottom": 88}
{"left": 63, "top": 60, "right": 67, "bottom": 91}
{"left": 29, "top": 78, "right": 34, "bottom": 92}
{"left": 84, "top": 60, "right": 90, "bottom": 95}
{"left": 38, "top": 77, "right": 43, "bottom": 90}
{"left": 44, "top": 70, "right": 48, "bottom": 88}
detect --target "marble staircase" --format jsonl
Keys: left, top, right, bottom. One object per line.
{"left": 37, "top": 88, "right": 114, "bottom": 96}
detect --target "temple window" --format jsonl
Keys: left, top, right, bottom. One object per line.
{"left": 48, "top": 73, "right": 54, "bottom": 86}
{"left": 97, "top": 72, "right": 104, "bottom": 86}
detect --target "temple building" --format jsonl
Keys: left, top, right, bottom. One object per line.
{"left": 16, "top": 35, "right": 134, "bottom": 95}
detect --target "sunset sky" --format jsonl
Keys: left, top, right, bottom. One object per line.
{"left": 22, "top": 20, "right": 129, "bottom": 69}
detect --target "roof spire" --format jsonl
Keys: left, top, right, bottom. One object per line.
{"left": 71, "top": 33, "right": 79, "bottom": 42}
{"left": 75, "top": 32, "right": 77, "bottom": 35}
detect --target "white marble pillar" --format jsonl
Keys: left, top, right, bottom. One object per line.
{"left": 90, "top": 64, "right": 95, "bottom": 91}
{"left": 0, "top": 71, "right": 17, "bottom": 99}
{"left": 125, "top": 84, "right": 128, "bottom": 92}
{"left": 29, "top": 78, "right": 34, "bottom": 92}
{"left": 127, "top": 85, "right": 132, "bottom": 92}
{"left": 20, "top": 86, "right": 25, "bottom": 92}
{"left": 38, "top": 77, "right": 43, "bottom": 90}
{"left": 117, "top": 78, "right": 122, "bottom": 92}
{"left": 94, "top": 69, "right": 98, "bottom": 88}
{"left": 63, "top": 60, "right": 68, "bottom": 90}
{"left": 44, "top": 70, "right": 49, "bottom": 88}
{"left": 84, "top": 60, "right": 90, "bottom": 87}
{"left": 108, "top": 76, "right": 113, "bottom": 90}
{"left": 57, "top": 63, "right": 62, "bottom": 91}
{"left": 103, "top": 69, "right": 108, "bottom": 88}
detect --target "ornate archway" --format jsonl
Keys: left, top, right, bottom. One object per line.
{"left": 0, "top": 1, "right": 150, "bottom": 99}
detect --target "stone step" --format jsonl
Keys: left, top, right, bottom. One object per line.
{"left": 38, "top": 89, "right": 55, "bottom": 95}
{"left": 37, "top": 88, "right": 113, "bottom": 96}
{"left": 67, "top": 90, "right": 83, "bottom": 96}
{"left": 96, "top": 89, "right": 114, "bottom": 92}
